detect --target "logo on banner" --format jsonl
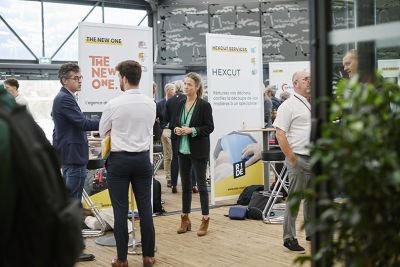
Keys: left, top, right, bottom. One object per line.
{"left": 138, "top": 41, "right": 147, "bottom": 49}
{"left": 281, "top": 83, "right": 294, "bottom": 92}
{"left": 89, "top": 55, "right": 117, "bottom": 90}
{"left": 211, "top": 68, "right": 241, "bottom": 77}
{"left": 138, "top": 52, "right": 146, "bottom": 62}
{"left": 233, "top": 161, "right": 246, "bottom": 178}
{"left": 250, "top": 47, "right": 256, "bottom": 53}
{"left": 85, "top": 36, "right": 123, "bottom": 45}
{"left": 212, "top": 46, "right": 248, "bottom": 53}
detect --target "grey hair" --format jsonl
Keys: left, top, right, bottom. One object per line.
{"left": 164, "top": 83, "right": 175, "bottom": 93}
{"left": 174, "top": 80, "right": 184, "bottom": 93}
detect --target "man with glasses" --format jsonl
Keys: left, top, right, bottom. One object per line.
{"left": 274, "top": 70, "right": 312, "bottom": 254}
{"left": 52, "top": 63, "right": 99, "bottom": 262}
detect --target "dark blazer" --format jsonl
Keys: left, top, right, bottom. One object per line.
{"left": 156, "top": 97, "right": 167, "bottom": 129}
{"left": 175, "top": 97, "right": 214, "bottom": 159}
{"left": 164, "top": 92, "right": 186, "bottom": 132}
{"left": 52, "top": 87, "right": 99, "bottom": 166}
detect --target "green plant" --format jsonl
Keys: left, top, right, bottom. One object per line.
{"left": 306, "top": 77, "right": 400, "bottom": 266}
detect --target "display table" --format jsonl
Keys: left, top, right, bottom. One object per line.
{"left": 238, "top": 127, "right": 275, "bottom": 189}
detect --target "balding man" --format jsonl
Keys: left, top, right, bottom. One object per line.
{"left": 342, "top": 49, "right": 358, "bottom": 79}
{"left": 273, "top": 70, "right": 312, "bottom": 254}
{"left": 157, "top": 83, "right": 175, "bottom": 187}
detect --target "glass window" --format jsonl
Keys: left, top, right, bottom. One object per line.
{"left": 0, "top": 22, "right": 36, "bottom": 60}
{"left": 0, "top": 0, "right": 41, "bottom": 59}
{"left": 44, "top": 2, "right": 102, "bottom": 60}
{"left": 104, "top": 7, "right": 148, "bottom": 26}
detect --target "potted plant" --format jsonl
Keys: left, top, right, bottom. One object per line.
{"left": 296, "top": 75, "right": 400, "bottom": 266}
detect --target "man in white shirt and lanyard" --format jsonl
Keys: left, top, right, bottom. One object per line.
{"left": 99, "top": 60, "right": 156, "bottom": 267}
{"left": 273, "top": 70, "right": 312, "bottom": 254}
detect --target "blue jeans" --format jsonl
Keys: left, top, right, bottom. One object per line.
{"left": 62, "top": 164, "right": 87, "bottom": 201}
{"left": 106, "top": 151, "right": 155, "bottom": 260}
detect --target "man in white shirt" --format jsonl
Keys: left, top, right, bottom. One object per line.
{"left": 273, "top": 70, "right": 312, "bottom": 254}
{"left": 342, "top": 49, "right": 358, "bottom": 79}
{"left": 99, "top": 60, "right": 156, "bottom": 267}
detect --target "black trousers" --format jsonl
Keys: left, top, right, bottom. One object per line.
{"left": 106, "top": 151, "right": 155, "bottom": 260}
{"left": 171, "top": 134, "right": 197, "bottom": 187}
{"left": 178, "top": 154, "right": 209, "bottom": 215}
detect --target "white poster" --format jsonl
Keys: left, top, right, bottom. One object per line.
{"left": 206, "top": 33, "right": 264, "bottom": 204}
{"left": 378, "top": 59, "right": 400, "bottom": 86}
{"left": 269, "top": 61, "right": 310, "bottom": 99}
{"left": 78, "top": 22, "right": 153, "bottom": 112}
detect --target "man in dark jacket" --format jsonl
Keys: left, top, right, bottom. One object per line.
{"left": 52, "top": 63, "right": 99, "bottom": 201}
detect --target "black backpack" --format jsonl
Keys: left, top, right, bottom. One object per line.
{"left": 236, "top": 185, "right": 264, "bottom": 205}
{"left": 153, "top": 178, "right": 165, "bottom": 214}
{"left": 0, "top": 105, "right": 83, "bottom": 267}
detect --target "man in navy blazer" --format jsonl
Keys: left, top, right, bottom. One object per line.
{"left": 52, "top": 63, "right": 99, "bottom": 202}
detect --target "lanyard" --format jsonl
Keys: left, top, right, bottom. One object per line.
{"left": 294, "top": 95, "right": 311, "bottom": 112}
{"left": 183, "top": 98, "right": 197, "bottom": 126}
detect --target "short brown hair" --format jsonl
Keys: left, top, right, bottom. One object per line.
{"left": 58, "top": 63, "right": 80, "bottom": 85}
{"left": 4, "top": 78, "right": 19, "bottom": 90}
{"left": 116, "top": 60, "right": 142, "bottom": 86}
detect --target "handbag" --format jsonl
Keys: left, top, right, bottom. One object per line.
{"left": 101, "top": 134, "right": 111, "bottom": 159}
{"left": 228, "top": 206, "right": 247, "bottom": 220}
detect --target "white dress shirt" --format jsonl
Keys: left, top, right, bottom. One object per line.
{"left": 273, "top": 92, "right": 311, "bottom": 156}
{"left": 99, "top": 89, "right": 156, "bottom": 152}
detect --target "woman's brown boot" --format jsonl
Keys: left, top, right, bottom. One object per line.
{"left": 177, "top": 214, "right": 191, "bottom": 234}
{"left": 197, "top": 217, "right": 210, "bottom": 237}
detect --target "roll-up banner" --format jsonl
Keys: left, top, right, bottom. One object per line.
{"left": 378, "top": 59, "right": 400, "bottom": 86}
{"left": 269, "top": 61, "right": 310, "bottom": 99}
{"left": 78, "top": 22, "right": 153, "bottom": 209}
{"left": 78, "top": 22, "right": 153, "bottom": 111}
{"left": 206, "top": 33, "right": 264, "bottom": 204}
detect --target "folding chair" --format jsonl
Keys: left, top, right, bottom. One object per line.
{"left": 82, "top": 159, "right": 108, "bottom": 237}
{"left": 153, "top": 144, "right": 164, "bottom": 176}
{"left": 261, "top": 149, "right": 289, "bottom": 224}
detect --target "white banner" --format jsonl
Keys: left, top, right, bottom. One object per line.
{"left": 378, "top": 59, "right": 400, "bottom": 86}
{"left": 269, "top": 61, "right": 310, "bottom": 99}
{"left": 78, "top": 22, "right": 153, "bottom": 112}
{"left": 206, "top": 33, "right": 264, "bottom": 204}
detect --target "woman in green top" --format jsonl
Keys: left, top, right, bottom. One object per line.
{"left": 173, "top": 72, "right": 214, "bottom": 237}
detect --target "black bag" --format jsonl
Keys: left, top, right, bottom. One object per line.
{"left": 0, "top": 106, "right": 83, "bottom": 267}
{"left": 153, "top": 178, "right": 165, "bottom": 214}
{"left": 228, "top": 206, "right": 247, "bottom": 220}
{"left": 237, "top": 185, "right": 264, "bottom": 205}
{"left": 247, "top": 191, "right": 270, "bottom": 220}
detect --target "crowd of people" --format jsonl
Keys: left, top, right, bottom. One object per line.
{"left": 0, "top": 49, "right": 361, "bottom": 265}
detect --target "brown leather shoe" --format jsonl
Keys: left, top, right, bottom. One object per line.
{"left": 177, "top": 214, "right": 191, "bottom": 234}
{"left": 192, "top": 186, "right": 198, "bottom": 193}
{"left": 172, "top": 186, "right": 177, "bottom": 193}
{"left": 143, "top": 256, "right": 156, "bottom": 267}
{"left": 111, "top": 258, "right": 128, "bottom": 267}
{"left": 197, "top": 217, "right": 210, "bottom": 237}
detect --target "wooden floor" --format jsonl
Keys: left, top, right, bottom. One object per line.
{"left": 77, "top": 170, "right": 310, "bottom": 267}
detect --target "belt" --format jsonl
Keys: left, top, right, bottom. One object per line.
{"left": 111, "top": 150, "right": 149, "bottom": 155}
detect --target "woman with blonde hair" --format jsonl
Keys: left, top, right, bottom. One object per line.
{"left": 173, "top": 72, "right": 214, "bottom": 236}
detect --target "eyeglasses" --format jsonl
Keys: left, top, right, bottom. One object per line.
{"left": 68, "top": 75, "right": 83, "bottom": 81}
{"left": 297, "top": 77, "right": 310, "bottom": 82}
